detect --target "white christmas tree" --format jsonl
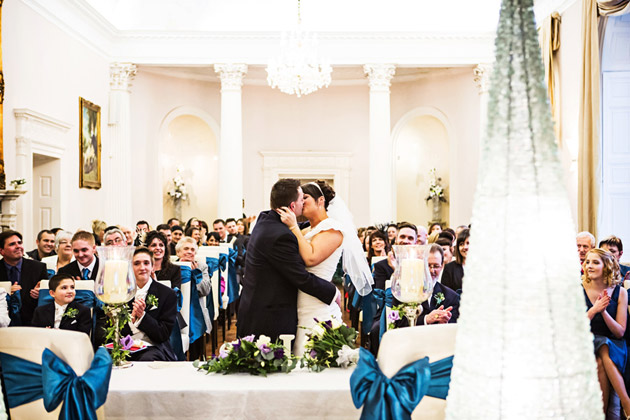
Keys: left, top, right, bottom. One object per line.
{"left": 444, "top": 0, "right": 603, "bottom": 418}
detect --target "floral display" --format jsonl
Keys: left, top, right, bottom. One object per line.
{"left": 167, "top": 167, "right": 188, "bottom": 201}
{"left": 425, "top": 168, "right": 447, "bottom": 203}
{"left": 194, "top": 334, "right": 297, "bottom": 376}
{"left": 301, "top": 318, "right": 358, "bottom": 372}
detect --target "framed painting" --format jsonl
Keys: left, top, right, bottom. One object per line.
{"left": 79, "top": 97, "right": 101, "bottom": 189}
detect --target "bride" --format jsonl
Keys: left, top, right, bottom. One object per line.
{"left": 277, "top": 180, "right": 373, "bottom": 356}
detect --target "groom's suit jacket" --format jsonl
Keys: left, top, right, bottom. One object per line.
{"left": 237, "top": 210, "right": 337, "bottom": 343}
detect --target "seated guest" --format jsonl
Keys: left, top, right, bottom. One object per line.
{"left": 225, "top": 218, "right": 238, "bottom": 243}
{"left": 417, "top": 225, "right": 429, "bottom": 245}
{"left": 429, "top": 222, "right": 442, "bottom": 235}
{"left": 185, "top": 226, "right": 202, "bottom": 246}
{"left": 156, "top": 224, "right": 172, "bottom": 246}
{"left": 119, "top": 225, "right": 135, "bottom": 246}
{"left": 167, "top": 217, "right": 180, "bottom": 228}
{"left": 118, "top": 248, "right": 178, "bottom": 361}
{"left": 213, "top": 219, "right": 228, "bottom": 243}
{"left": 134, "top": 220, "right": 150, "bottom": 246}
{"left": 367, "top": 230, "right": 390, "bottom": 267}
{"left": 92, "top": 220, "right": 107, "bottom": 246}
{"left": 372, "top": 223, "right": 417, "bottom": 290}
{"left": 185, "top": 217, "right": 200, "bottom": 231}
{"left": 31, "top": 273, "right": 91, "bottom": 336}
{"left": 176, "top": 237, "right": 212, "bottom": 360}
{"left": 170, "top": 225, "right": 184, "bottom": 256}
{"left": 386, "top": 224, "right": 398, "bottom": 245}
{"left": 582, "top": 249, "right": 630, "bottom": 416}
{"left": 0, "top": 285, "right": 10, "bottom": 327}
{"left": 26, "top": 229, "right": 56, "bottom": 261}
{"left": 199, "top": 220, "right": 209, "bottom": 245}
{"left": 206, "top": 232, "right": 221, "bottom": 246}
{"left": 236, "top": 218, "right": 249, "bottom": 236}
{"left": 599, "top": 235, "right": 630, "bottom": 281}
{"left": 577, "top": 231, "right": 596, "bottom": 266}
{"left": 436, "top": 237, "right": 454, "bottom": 264}
{"left": 0, "top": 230, "right": 48, "bottom": 326}
{"left": 44, "top": 230, "right": 74, "bottom": 274}
{"left": 58, "top": 231, "right": 99, "bottom": 280}
{"left": 441, "top": 228, "right": 469, "bottom": 293}
{"left": 146, "top": 231, "right": 181, "bottom": 290}
{"left": 103, "top": 228, "right": 127, "bottom": 247}
{"left": 440, "top": 229, "right": 456, "bottom": 246}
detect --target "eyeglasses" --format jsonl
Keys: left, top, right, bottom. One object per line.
{"left": 105, "top": 236, "right": 124, "bottom": 246}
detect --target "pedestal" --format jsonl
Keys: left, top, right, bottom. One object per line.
{"left": 0, "top": 190, "right": 26, "bottom": 230}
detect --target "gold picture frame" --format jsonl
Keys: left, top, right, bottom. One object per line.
{"left": 79, "top": 97, "right": 101, "bottom": 189}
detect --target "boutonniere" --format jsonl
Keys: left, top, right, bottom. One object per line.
{"left": 63, "top": 307, "right": 79, "bottom": 319}
{"left": 146, "top": 294, "right": 159, "bottom": 310}
{"left": 434, "top": 292, "right": 445, "bottom": 306}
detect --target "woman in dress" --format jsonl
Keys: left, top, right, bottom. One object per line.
{"left": 54, "top": 230, "right": 74, "bottom": 272}
{"left": 441, "top": 228, "right": 469, "bottom": 293}
{"left": 582, "top": 248, "right": 630, "bottom": 417}
{"left": 146, "top": 231, "right": 182, "bottom": 290}
{"left": 277, "top": 180, "right": 372, "bottom": 356}
{"left": 366, "top": 230, "right": 389, "bottom": 267}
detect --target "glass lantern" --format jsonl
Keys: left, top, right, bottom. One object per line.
{"left": 94, "top": 246, "right": 136, "bottom": 305}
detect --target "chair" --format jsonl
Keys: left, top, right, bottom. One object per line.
{"left": 0, "top": 281, "right": 10, "bottom": 293}
{"left": 179, "top": 280, "right": 191, "bottom": 353}
{"left": 157, "top": 280, "right": 171, "bottom": 288}
{"left": 377, "top": 324, "right": 457, "bottom": 420}
{"left": 0, "top": 327, "right": 105, "bottom": 420}
{"left": 40, "top": 255, "right": 58, "bottom": 272}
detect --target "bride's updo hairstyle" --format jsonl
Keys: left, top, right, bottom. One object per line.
{"left": 301, "top": 180, "right": 336, "bottom": 210}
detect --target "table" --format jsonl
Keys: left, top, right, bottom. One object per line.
{"left": 104, "top": 362, "right": 359, "bottom": 420}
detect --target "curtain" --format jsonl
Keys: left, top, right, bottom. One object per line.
{"left": 540, "top": 12, "right": 561, "bottom": 145}
{"left": 578, "top": 0, "right": 629, "bottom": 238}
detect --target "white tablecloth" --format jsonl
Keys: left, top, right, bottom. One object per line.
{"left": 104, "top": 362, "right": 359, "bottom": 420}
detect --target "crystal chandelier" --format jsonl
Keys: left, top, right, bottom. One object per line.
{"left": 266, "top": 0, "right": 332, "bottom": 97}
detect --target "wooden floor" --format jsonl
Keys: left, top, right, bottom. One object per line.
{"left": 205, "top": 285, "right": 351, "bottom": 357}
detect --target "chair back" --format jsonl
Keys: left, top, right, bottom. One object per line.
{"left": 377, "top": 324, "right": 457, "bottom": 420}
{"left": 197, "top": 247, "right": 221, "bottom": 316}
{"left": 157, "top": 280, "right": 171, "bottom": 288}
{"left": 372, "top": 256, "right": 387, "bottom": 265}
{"left": 0, "top": 281, "right": 10, "bottom": 293}
{"left": 0, "top": 327, "right": 103, "bottom": 419}
{"left": 179, "top": 280, "right": 191, "bottom": 352}
{"left": 41, "top": 255, "right": 58, "bottom": 271}
{"left": 624, "top": 280, "right": 630, "bottom": 290}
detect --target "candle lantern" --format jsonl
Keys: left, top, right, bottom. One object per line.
{"left": 94, "top": 246, "right": 136, "bottom": 367}
{"left": 390, "top": 245, "right": 433, "bottom": 327}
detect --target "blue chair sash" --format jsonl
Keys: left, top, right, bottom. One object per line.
{"left": 0, "top": 348, "right": 112, "bottom": 420}
{"left": 206, "top": 257, "right": 220, "bottom": 320}
{"left": 7, "top": 290, "right": 22, "bottom": 326}
{"left": 46, "top": 269, "right": 56, "bottom": 279}
{"left": 38, "top": 289, "right": 97, "bottom": 309}
{"left": 181, "top": 265, "right": 206, "bottom": 344}
{"left": 350, "top": 348, "right": 453, "bottom": 420}
{"left": 173, "top": 287, "right": 182, "bottom": 313}
{"left": 226, "top": 248, "right": 238, "bottom": 304}
{"left": 373, "top": 288, "right": 393, "bottom": 341}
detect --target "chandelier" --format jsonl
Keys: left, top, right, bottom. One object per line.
{"left": 266, "top": 0, "right": 332, "bottom": 97}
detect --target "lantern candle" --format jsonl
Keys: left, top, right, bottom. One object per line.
{"left": 101, "top": 259, "right": 129, "bottom": 304}
{"left": 398, "top": 258, "right": 425, "bottom": 302}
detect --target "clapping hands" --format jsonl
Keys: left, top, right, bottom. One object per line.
{"left": 427, "top": 305, "right": 453, "bottom": 324}
{"left": 131, "top": 297, "right": 146, "bottom": 323}
{"left": 593, "top": 290, "right": 611, "bottom": 313}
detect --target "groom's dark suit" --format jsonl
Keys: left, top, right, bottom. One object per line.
{"left": 237, "top": 210, "right": 337, "bottom": 343}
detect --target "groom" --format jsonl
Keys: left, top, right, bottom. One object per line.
{"left": 238, "top": 179, "right": 340, "bottom": 345}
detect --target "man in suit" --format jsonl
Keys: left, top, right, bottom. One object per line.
{"left": 0, "top": 230, "right": 48, "bottom": 326}
{"left": 213, "top": 219, "right": 228, "bottom": 243}
{"left": 225, "top": 218, "right": 238, "bottom": 243}
{"left": 58, "top": 231, "right": 100, "bottom": 280}
{"left": 98, "top": 248, "right": 177, "bottom": 361}
{"left": 26, "top": 229, "right": 56, "bottom": 261}
{"left": 238, "top": 178, "right": 340, "bottom": 344}
{"left": 372, "top": 222, "right": 418, "bottom": 290}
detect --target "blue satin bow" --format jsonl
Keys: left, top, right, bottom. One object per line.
{"left": 350, "top": 348, "right": 453, "bottom": 420}
{"left": 7, "top": 290, "right": 22, "bottom": 326}
{"left": 46, "top": 269, "right": 56, "bottom": 279}
{"left": 0, "top": 348, "right": 112, "bottom": 420}
{"left": 181, "top": 265, "right": 206, "bottom": 344}
{"left": 226, "top": 248, "right": 239, "bottom": 304}
{"left": 373, "top": 288, "right": 393, "bottom": 341}
{"left": 39, "top": 289, "right": 97, "bottom": 308}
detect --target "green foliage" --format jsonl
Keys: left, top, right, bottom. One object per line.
{"left": 301, "top": 319, "right": 358, "bottom": 372}
{"left": 63, "top": 307, "right": 79, "bottom": 319}
{"left": 104, "top": 304, "right": 131, "bottom": 366}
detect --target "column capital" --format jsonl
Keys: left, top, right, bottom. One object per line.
{"left": 214, "top": 64, "right": 248, "bottom": 90}
{"left": 364, "top": 64, "right": 396, "bottom": 92}
{"left": 110, "top": 63, "right": 137, "bottom": 91}
{"left": 473, "top": 63, "right": 493, "bottom": 94}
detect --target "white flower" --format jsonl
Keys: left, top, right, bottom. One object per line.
{"left": 311, "top": 324, "right": 326, "bottom": 338}
{"left": 219, "top": 342, "right": 232, "bottom": 354}
{"left": 330, "top": 317, "right": 342, "bottom": 329}
{"left": 255, "top": 335, "right": 271, "bottom": 347}
{"left": 336, "top": 345, "right": 360, "bottom": 368}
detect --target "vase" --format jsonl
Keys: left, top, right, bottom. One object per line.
{"left": 390, "top": 245, "right": 433, "bottom": 326}
{"left": 174, "top": 199, "right": 182, "bottom": 221}
{"left": 431, "top": 196, "right": 441, "bottom": 221}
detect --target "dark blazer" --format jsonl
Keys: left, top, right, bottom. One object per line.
{"left": 57, "top": 258, "right": 100, "bottom": 280}
{"left": 441, "top": 261, "right": 464, "bottom": 292}
{"left": 372, "top": 258, "right": 394, "bottom": 290}
{"left": 156, "top": 263, "right": 182, "bottom": 290}
{"left": 26, "top": 249, "right": 55, "bottom": 261}
{"left": 396, "top": 282, "right": 460, "bottom": 327}
{"left": 237, "top": 210, "right": 338, "bottom": 343}
{"left": 0, "top": 258, "right": 48, "bottom": 326}
{"left": 31, "top": 301, "right": 92, "bottom": 336}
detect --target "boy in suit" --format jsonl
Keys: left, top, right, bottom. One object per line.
{"left": 31, "top": 273, "right": 92, "bottom": 336}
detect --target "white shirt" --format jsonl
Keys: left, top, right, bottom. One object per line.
{"left": 0, "top": 288, "right": 10, "bottom": 327}
{"left": 129, "top": 278, "right": 153, "bottom": 345}
{"left": 54, "top": 302, "right": 68, "bottom": 329}
{"left": 78, "top": 258, "right": 97, "bottom": 279}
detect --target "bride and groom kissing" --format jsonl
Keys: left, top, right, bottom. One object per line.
{"left": 237, "top": 178, "right": 373, "bottom": 356}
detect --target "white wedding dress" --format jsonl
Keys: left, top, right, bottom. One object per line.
{"left": 294, "top": 218, "right": 344, "bottom": 356}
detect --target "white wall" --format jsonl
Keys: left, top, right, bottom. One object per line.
{"left": 4, "top": 0, "right": 110, "bottom": 247}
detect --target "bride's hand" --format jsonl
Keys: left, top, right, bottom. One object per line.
{"left": 276, "top": 206, "right": 298, "bottom": 230}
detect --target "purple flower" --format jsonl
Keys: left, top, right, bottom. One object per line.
{"left": 219, "top": 348, "right": 229, "bottom": 359}
{"left": 274, "top": 348, "right": 285, "bottom": 359}
{"left": 310, "top": 349, "right": 318, "bottom": 359}
{"left": 259, "top": 344, "right": 272, "bottom": 354}
{"left": 120, "top": 335, "right": 133, "bottom": 351}
{"left": 323, "top": 320, "right": 333, "bottom": 330}
{"left": 388, "top": 310, "right": 400, "bottom": 323}
{"left": 232, "top": 340, "right": 241, "bottom": 351}
{"left": 242, "top": 334, "right": 255, "bottom": 342}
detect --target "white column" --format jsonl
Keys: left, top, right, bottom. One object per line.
{"left": 364, "top": 64, "right": 395, "bottom": 224}
{"left": 214, "top": 63, "right": 247, "bottom": 219}
{"left": 108, "top": 63, "right": 137, "bottom": 226}
{"left": 473, "top": 63, "right": 492, "bottom": 144}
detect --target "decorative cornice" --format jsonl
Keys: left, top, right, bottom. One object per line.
{"left": 214, "top": 64, "right": 248, "bottom": 90}
{"left": 14, "top": 108, "right": 70, "bottom": 158}
{"left": 110, "top": 62, "right": 137, "bottom": 91}
{"left": 364, "top": 64, "right": 396, "bottom": 92}
{"left": 473, "top": 63, "right": 493, "bottom": 94}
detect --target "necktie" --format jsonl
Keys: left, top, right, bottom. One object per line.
{"left": 81, "top": 268, "right": 90, "bottom": 280}
{"left": 7, "top": 265, "right": 18, "bottom": 285}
